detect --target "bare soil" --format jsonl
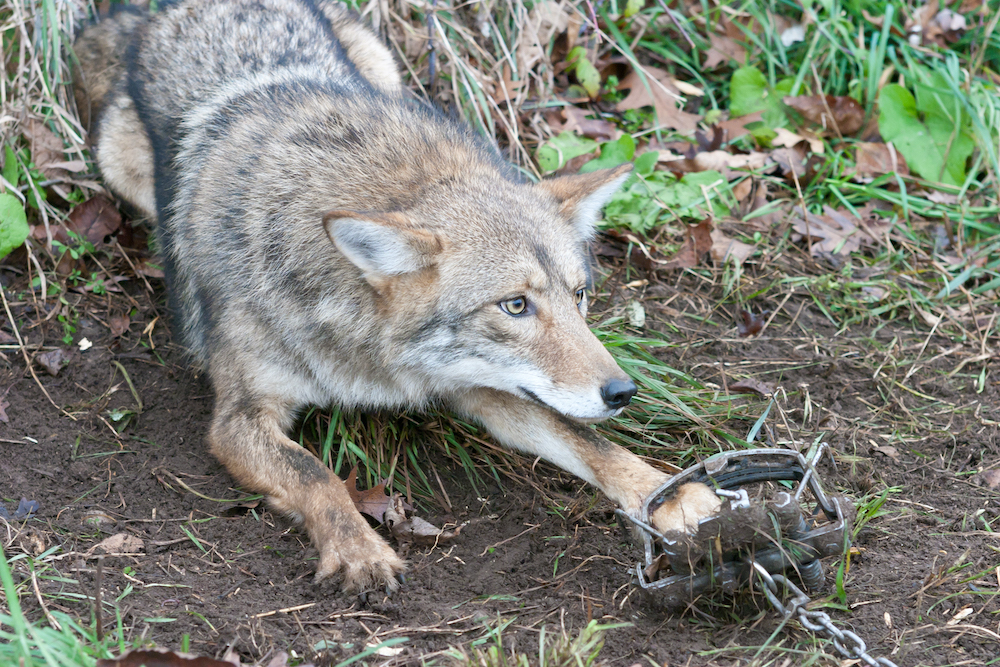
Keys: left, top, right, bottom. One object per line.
{"left": 1, "top": 246, "right": 998, "bottom": 666}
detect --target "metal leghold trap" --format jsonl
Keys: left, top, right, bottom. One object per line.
{"left": 618, "top": 445, "right": 855, "bottom": 609}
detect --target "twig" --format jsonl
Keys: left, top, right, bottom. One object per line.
{"left": 0, "top": 285, "right": 76, "bottom": 420}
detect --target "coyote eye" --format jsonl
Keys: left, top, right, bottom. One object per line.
{"left": 500, "top": 296, "right": 528, "bottom": 316}
{"left": 575, "top": 288, "right": 586, "bottom": 305}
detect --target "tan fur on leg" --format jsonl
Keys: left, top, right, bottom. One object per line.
{"left": 208, "top": 394, "right": 405, "bottom": 592}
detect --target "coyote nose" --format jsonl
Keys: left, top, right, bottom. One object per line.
{"left": 600, "top": 378, "right": 637, "bottom": 409}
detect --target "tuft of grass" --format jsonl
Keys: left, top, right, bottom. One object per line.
{"left": 445, "top": 619, "right": 627, "bottom": 667}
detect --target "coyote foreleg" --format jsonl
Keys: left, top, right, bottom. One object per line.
{"left": 451, "top": 389, "right": 721, "bottom": 532}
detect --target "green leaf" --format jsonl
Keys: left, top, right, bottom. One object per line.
{"left": 567, "top": 47, "right": 601, "bottom": 99}
{"left": 580, "top": 135, "right": 636, "bottom": 173}
{"left": 914, "top": 72, "right": 974, "bottom": 185}
{"left": 536, "top": 132, "right": 599, "bottom": 174}
{"left": 633, "top": 151, "right": 658, "bottom": 177}
{"left": 623, "top": 0, "right": 644, "bottom": 18}
{"left": 878, "top": 84, "right": 970, "bottom": 186}
{"left": 729, "top": 67, "right": 769, "bottom": 118}
{"left": 2, "top": 145, "right": 19, "bottom": 188}
{"left": 0, "top": 193, "right": 29, "bottom": 259}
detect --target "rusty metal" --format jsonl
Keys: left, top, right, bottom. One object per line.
{"left": 617, "top": 445, "right": 856, "bottom": 609}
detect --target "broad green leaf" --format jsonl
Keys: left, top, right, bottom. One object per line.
{"left": 633, "top": 151, "right": 659, "bottom": 177}
{"left": 536, "top": 132, "right": 599, "bottom": 174}
{"left": 729, "top": 68, "right": 789, "bottom": 129}
{"left": 878, "top": 84, "right": 968, "bottom": 185}
{"left": 623, "top": 0, "right": 644, "bottom": 18}
{"left": 602, "top": 169, "right": 730, "bottom": 233}
{"left": 914, "top": 72, "right": 974, "bottom": 185}
{"left": 580, "top": 135, "right": 636, "bottom": 173}
{"left": 2, "top": 145, "right": 18, "bottom": 188}
{"left": 729, "top": 67, "right": 769, "bottom": 118}
{"left": 0, "top": 193, "right": 29, "bottom": 259}
{"left": 567, "top": 46, "right": 601, "bottom": 99}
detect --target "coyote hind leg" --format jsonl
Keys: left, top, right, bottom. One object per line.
{"left": 208, "top": 394, "right": 405, "bottom": 592}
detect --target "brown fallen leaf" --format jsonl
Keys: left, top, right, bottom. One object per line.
{"left": 659, "top": 149, "right": 771, "bottom": 178}
{"left": 852, "top": 142, "right": 909, "bottom": 181}
{"left": 730, "top": 378, "right": 775, "bottom": 397}
{"left": 135, "top": 260, "right": 166, "bottom": 279}
{"left": 23, "top": 118, "right": 67, "bottom": 180}
{"left": 716, "top": 110, "right": 766, "bottom": 143}
{"left": 783, "top": 94, "right": 865, "bottom": 136}
{"left": 91, "top": 533, "right": 145, "bottom": 555}
{"left": 704, "top": 17, "right": 747, "bottom": 69}
{"left": 616, "top": 67, "right": 700, "bottom": 135}
{"left": 663, "top": 219, "right": 713, "bottom": 269}
{"left": 98, "top": 649, "right": 240, "bottom": 667}
{"left": 558, "top": 106, "right": 618, "bottom": 142}
{"left": 109, "top": 313, "right": 130, "bottom": 337}
{"left": 737, "top": 309, "right": 768, "bottom": 337}
{"left": 710, "top": 227, "right": 756, "bottom": 266}
{"left": 0, "top": 397, "right": 9, "bottom": 423}
{"left": 772, "top": 127, "right": 824, "bottom": 154}
{"left": 973, "top": 469, "right": 1000, "bottom": 490}
{"left": 384, "top": 493, "right": 463, "bottom": 546}
{"left": 67, "top": 195, "right": 122, "bottom": 246}
{"left": 788, "top": 205, "right": 888, "bottom": 257}
{"left": 345, "top": 466, "right": 390, "bottom": 523}
{"left": 874, "top": 445, "right": 901, "bottom": 462}
{"left": 770, "top": 143, "right": 809, "bottom": 179}
{"left": 37, "top": 349, "right": 70, "bottom": 376}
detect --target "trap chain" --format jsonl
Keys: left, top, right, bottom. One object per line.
{"left": 618, "top": 445, "right": 899, "bottom": 666}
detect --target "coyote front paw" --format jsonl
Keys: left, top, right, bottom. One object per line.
{"left": 313, "top": 511, "right": 406, "bottom": 593}
{"left": 650, "top": 482, "right": 722, "bottom": 535}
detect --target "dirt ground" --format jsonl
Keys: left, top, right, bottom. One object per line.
{"left": 1, "top": 244, "right": 999, "bottom": 666}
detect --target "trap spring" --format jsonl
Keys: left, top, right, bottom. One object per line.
{"left": 617, "top": 445, "right": 855, "bottom": 608}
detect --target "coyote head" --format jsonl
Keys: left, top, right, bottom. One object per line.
{"left": 324, "top": 164, "right": 636, "bottom": 421}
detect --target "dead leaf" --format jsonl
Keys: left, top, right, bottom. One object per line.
{"left": 98, "top": 649, "right": 240, "bottom": 667}
{"left": 773, "top": 127, "right": 824, "bottom": 154}
{"left": 135, "top": 260, "right": 166, "bottom": 279}
{"left": 345, "top": 467, "right": 390, "bottom": 523}
{"left": 852, "top": 142, "right": 909, "bottom": 181}
{"left": 874, "top": 445, "right": 901, "bottom": 462}
{"left": 518, "top": 1, "right": 570, "bottom": 75}
{"left": 92, "top": 533, "right": 145, "bottom": 554}
{"left": 109, "top": 313, "right": 130, "bottom": 337}
{"left": 37, "top": 349, "right": 70, "bottom": 377}
{"left": 664, "top": 219, "right": 713, "bottom": 269}
{"left": 659, "top": 149, "right": 771, "bottom": 178}
{"left": 616, "top": 67, "right": 700, "bottom": 135}
{"left": 788, "top": 205, "right": 888, "bottom": 257}
{"left": 717, "top": 110, "right": 765, "bottom": 141}
{"left": 384, "top": 493, "right": 463, "bottom": 546}
{"left": 771, "top": 143, "right": 809, "bottom": 179}
{"left": 704, "top": 17, "right": 747, "bottom": 69}
{"left": 23, "top": 119, "right": 67, "bottom": 180}
{"left": 710, "top": 227, "right": 755, "bottom": 266}
{"left": 67, "top": 195, "right": 122, "bottom": 246}
{"left": 558, "top": 106, "right": 618, "bottom": 141}
{"left": 0, "top": 397, "right": 8, "bottom": 423}
{"left": 730, "top": 378, "right": 774, "bottom": 397}
{"left": 732, "top": 177, "right": 753, "bottom": 202}
{"left": 973, "top": 469, "right": 1000, "bottom": 490}
{"left": 737, "top": 309, "right": 768, "bottom": 337}
{"left": 784, "top": 95, "right": 865, "bottom": 136}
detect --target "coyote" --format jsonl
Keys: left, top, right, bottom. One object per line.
{"left": 73, "top": 0, "right": 720, "bottom": 592}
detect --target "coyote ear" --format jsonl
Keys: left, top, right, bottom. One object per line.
{"left": 536, "top": 164, "right": 633, "bottom": 241}
{"left": 323, "top": 210, "right": 442, "bottom": 282}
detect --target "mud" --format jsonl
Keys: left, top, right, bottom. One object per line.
{"left": 1, "top": 255, "right": 998, "bottom": 666}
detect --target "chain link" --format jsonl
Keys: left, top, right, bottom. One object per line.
{"left": 751, "top": 562, "right": 899, "bottom": 667}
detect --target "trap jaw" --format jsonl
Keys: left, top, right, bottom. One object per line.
{"left": 620, "top": 446, "right": 856, "bottom": 609}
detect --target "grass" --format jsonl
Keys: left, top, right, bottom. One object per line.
{"left": 2, "top": 0, "right": 999, "bottom": 664}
